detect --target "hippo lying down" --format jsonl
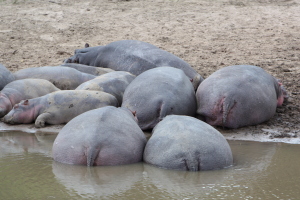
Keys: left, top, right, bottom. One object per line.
{"left": 0, "top": 79, "right": 60, "bottom": 118}
{"left": 3, "top": 90, "right": 118, "bottom": 127}
{"left": 65, "top": 40, "right": 203, "bottom": 89}
{"left": 196, "top": 65, "right": 288, "bottom": 128}
{"left": 144, "top": 115, "right": 233, "bottom": 171}
{"left": 52, "top": 106, "right": 147, "bottom": 166}
{"left": 121, "top": 66, "right": 197, "bottom": 130}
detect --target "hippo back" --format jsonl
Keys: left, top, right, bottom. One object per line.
{"left": 0, "top": 64, "right": 15, "bottom": 90}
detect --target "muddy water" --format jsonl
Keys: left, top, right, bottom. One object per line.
{"left": 0, "top": 131, "right": 299, "bottom": 200}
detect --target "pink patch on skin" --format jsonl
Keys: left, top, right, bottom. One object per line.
{"left": 277, "top": 95, "right": 284, "bottom": 107}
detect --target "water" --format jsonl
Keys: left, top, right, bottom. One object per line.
{"left": 0, "top": 131, "right": 299, "bottom": 200}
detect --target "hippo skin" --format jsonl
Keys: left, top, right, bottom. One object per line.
{"left": 60, "top": 63, "right": 114, "bottom": 76}
{"left": 0, "top": 64, "right": 15, "bottom": 90}
{"left": 13, "top": 66, "right": 96, "bottom": 90}
{"left": 3, "top": 90, "right": 118, "bottom": 127}
{"left": 65, "top": 40, "right": 203, "bottom": 89}
{"left": 144, "top": 115, "right": 233, "bottom": 171}
{"left": 196, "top": 65, "right": 288, "bottom": 129}
{"left": 0, "top": 79, "right": 60, "bottom": 118}
{"left": 76, "top": 71, "right": 136, "bottom": 104}
{"left": 121, "top": 67, "right": 197, "bottom": 130}
{"left": 52, "top": 106, "right": 147, "bottom": 166}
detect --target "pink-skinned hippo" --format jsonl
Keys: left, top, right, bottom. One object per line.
{"left": 144, "top": 115, "right": 233, "bottom": 171}
{"left": 196, "top": 65, "right": 288, "bottom": 128}
{"left": 76, "top": 71, "right": 136, "bottom": 104}
{"left": 0, "top": 79, "right": 60, "bottom": 118}
{"left": 60, "top": 63, "right": 114, "bottom": 76}
{"left": 0, "top": 64, "right": 15, "bottom": 90}
{"left": 3, "top": 90, "right": 118, "bottom": 128}
{"left": 52, "top": 106, "right": 147, "bottom": 166}
{"left": 121, "top": 67, "right": 197, "bottom": 130}
{"left": 13, "top": 66, "right": 96, "bottom": 90}
{"left": 65, "top": 40, "right": 203, "bottom": 89}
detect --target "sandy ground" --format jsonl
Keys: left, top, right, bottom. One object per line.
{"left": 0, "top": 0, "right": 299, "bottom": 143}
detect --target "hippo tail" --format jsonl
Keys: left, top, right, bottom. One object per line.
{"left": 86, "top": 146, "right": 100, "bottom": 167}
{"left": 222, "top": 97, "right": 237, "bottom": 126}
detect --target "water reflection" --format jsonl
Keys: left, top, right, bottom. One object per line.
{"left": 0, "top": 132, "right": 55, "bottom": 157}
{"left": 52, "top": 162, "right": 144, "bottom": 199}
{"left": 0, "top": 132, "right": 300, "bottom": 199}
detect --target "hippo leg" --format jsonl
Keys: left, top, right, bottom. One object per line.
{"left": 35, "top": 113, "right": 53, "bottom": 128}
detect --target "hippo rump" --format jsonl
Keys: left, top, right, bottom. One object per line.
{"left": 52, "top": 106, "right": 147, "bottom": 166}
{"left": 143, "top": 115, "right": 233, "bottom": 171}
{"left": 76, "top": 71, "right": 136, "bottom": 104}
{"left": 196, "top": 65, "right": 288, "bottom": 128}
{"left": 121, "top": 67, "right": 197, "bottom": 130}
{"left": 60, "top": 63, "right": 114, "bottom": 76}
{"left": 3, "top": 90, "right": 118, "bottom": 127}
{"left": 0, "top": 64, "right": 15, "bottom": 90}
{"left": 13, "top": 66, "right": 96, "bottom": 90}
{"left": 65, "top": 40, "right": 203, "bottom": 89}
{"left": 0, "top": 79, "right": 60, "bottom": 118}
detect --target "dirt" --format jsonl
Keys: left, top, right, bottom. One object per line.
{"left": 0, "top": 0, "right": 299, "bottom": 143}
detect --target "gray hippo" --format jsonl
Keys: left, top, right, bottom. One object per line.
{"left": 60, "top": 63, "right": 114, "bottom": 76}
{"left": 3, "top": 90, "right": 118, "bottom": 127}
{"left": 0, "top": 64, "right": 15, "bottom": 90}
{"left": 143, "top": 115, "right": 233, "bottom": 171}
{"left": 196, "top": 65, "right": 288, "bottom": 128}
{"left": 65, "top": 40, "right": 203, "bottom": 89}
{"left": 76, "top": 71, "right": 136, "bottom": 104}
{"left": 52, "top": 106, "right": 147, "bottom": 166}
{"left": 14, "top": 66, "right": 96, "bottom": 90}
{"left": 0, "top": 79, "right": 60, "bottom": 118}
{"left": 121, "top": 67, "right": 197, "bottom": 130}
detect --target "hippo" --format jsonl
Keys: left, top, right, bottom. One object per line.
{"left": 0, "top": 79, "right": 60, "bottom": 118}
{"left": 76, "top": 71, "right": 136, "bottom": 104}
{"left": 196, "top": 65, "right": 288, "bottom": 128}
{"left": 143, "top": 115, "right": 233, "bottom": 171}
{"left": 52, "top": 106, "right": 147, "bottom": 166}
{"left": 0, "top": 64, "right": 15, "bottom": 90}
{"left": 13, "top": 66, "right": 96, "bottom": 90}
{"left": 60, "top": 63, "right": 114, "bottom": 76}
{"left": 121, "top": 67, "right": 197, "bottom": 130}
{"left": 3, "top": 90, "right": 118, "bottom": 127}
{"left": 65, "top": 40, "right": 203, "bottom": 89}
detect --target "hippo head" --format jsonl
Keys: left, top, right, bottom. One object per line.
{"left": 3, "top": 100, "right": 36, "bottom": 124}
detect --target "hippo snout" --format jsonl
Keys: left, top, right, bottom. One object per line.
{"left": 3, "top": 115, "right": 14, "bottom": 124}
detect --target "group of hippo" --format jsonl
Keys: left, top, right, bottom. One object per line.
{"left": 0, "top": 40, "right": 287, "bottom": 171}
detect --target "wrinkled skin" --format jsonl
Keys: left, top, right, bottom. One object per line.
{"left": 121, "top": 67, "right": 197, "bottom": 130}
{"left": 0, "top": 64, "right": 15, "bottom": 90}
{"left": 76, "top": 71, "right": 136, "bottom": 104}
{"left": 0, "top": 79, "right": 60, "bottom": 118}
{"left": 60, "top": 63, "right": 114, "bottom": 76}
{"left": 144, "top": 115, "right": 233, "bottom": 171}
{"left": 196, "top": 65, "right": 288, "bottom": 128}
{"left": 52, "top": 106, "right": 147, "bottom": 166}
{"left": 14, "top": 66, "right": 96, "bottom": 90}
{"left": 3, "top": 90, "right": 118, "bottom": 127}
{"left": 65, "top": 40, "right": 203, "bottom": 89}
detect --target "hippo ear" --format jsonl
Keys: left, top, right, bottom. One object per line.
{"left": 23, "top": 100, "right": 29, "bottom": 105}
{"left": 131, "top": 110, "right": 137, "bottom": 117}
{"left": 190, "top": 78, "right": 193, "bottom": 83}
{"left": 85, "top": 43, "right": 90, "bottom": 48}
